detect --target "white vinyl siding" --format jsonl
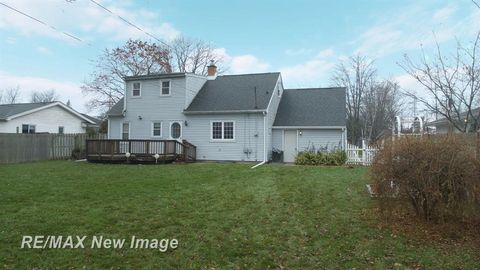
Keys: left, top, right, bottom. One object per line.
{"left": 297, "top": 129, "right": 344, "bottom": 151}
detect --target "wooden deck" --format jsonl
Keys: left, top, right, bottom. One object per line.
{"left": 86, "top": 139, "right": 196, "bottom": 164}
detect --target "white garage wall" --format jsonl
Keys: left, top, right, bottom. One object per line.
{"left": 0, "top": 105, "right": 86, "bottom": 133}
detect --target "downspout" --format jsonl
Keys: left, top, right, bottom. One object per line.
{"left": 251, "top": 111, "right": 267, "bottom": 169}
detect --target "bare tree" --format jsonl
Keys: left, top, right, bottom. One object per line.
{"left": 82, "top": 39, "right": 171, "bottom": 113}
{"left": 399, "top": 32, "right": 480, "bottom": 133}
{"left": 472, "top": 0, "right": 480, "bottom": 9}
{"left": 0, "top": 86, "right": 21, "bottom": 104}
{"left": 332, "top": 55, "right": 376, "bottom": 145}
{"left": 170, "top": 36, "right": 224, "bottom": 75}
{"left": 362, "top": 81, "right": 403, "bottom": 141}
{"left": 30, "top": 89, "right": 59, "bottom": 103}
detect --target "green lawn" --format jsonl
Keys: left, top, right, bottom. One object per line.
{"left": 0, "top": 161, "right": 478, "bottom": 269}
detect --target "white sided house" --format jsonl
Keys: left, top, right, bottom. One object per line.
{"left": 0, "top": 102, "right": 97, "bottom": 134}
{"left": 107, "top": 63, "right": 346, "bottom": 162}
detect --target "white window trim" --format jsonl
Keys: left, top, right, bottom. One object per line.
{"left": 160, "top": 79, "right": 171, "bottom": 96}
{"left": 169, "top": 121, "right": 182, "bottom": 139}
{"left": 132, "top": 81, "right": 142, "bottom": 98}
{"left": 121, "top": 122, "right": 130, "bottom": 140}
{"left": 151, "top": 121, "right": 163, "bottom": 138}
{"left": 210, "top": 120, "right": 235, "bottom": 142}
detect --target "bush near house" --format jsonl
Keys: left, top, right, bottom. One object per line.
{"left": 295, "top": 150, "right": 347, "bottom": 166}
{"left": 370, "top": 135, "right": 480, "bottom": 223}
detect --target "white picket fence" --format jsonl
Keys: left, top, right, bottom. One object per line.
{"left": 346, "top": 140, "right": 379, "bottom": 166}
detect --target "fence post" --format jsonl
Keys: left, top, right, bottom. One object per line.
{"left": 362, "top": 139, "right": 366, "bottom": 165}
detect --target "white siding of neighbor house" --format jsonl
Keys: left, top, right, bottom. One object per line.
{"left": 264, "top": 75, "right": 284, "bottom": 160}
{"left": 0, "top": 105, "right": 86, "bottom": 133}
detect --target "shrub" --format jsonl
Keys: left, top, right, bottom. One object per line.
{"left": 370, "top": 135, "right": 480, "bottom": 223}
{"left": 295, "top": 150, "right": 347, "bottom": 166}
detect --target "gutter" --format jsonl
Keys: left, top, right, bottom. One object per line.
{"left": 251, "top": 111, "right": 268, "bottom": 169}
{"left": 184, "top": 109, "right": 265, "bottom": 115}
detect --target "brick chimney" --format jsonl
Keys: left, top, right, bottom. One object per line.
{"left": 207, "top": 60, "right": 217, "bottom": 80}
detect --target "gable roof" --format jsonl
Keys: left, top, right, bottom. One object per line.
{"left": 273, "top": 88, "right": 346, "bottom": 127}
{"left": 0, "top": 102, "right": 96, "bottom": 124}
{"left": 0, "top": 102, "right": 55, "bottom": 120}
{"left": 184, "top": 73, "right": 280, "bottom": 113}
{"left": 106, "top": 98, "right": 124, "bottom": 116}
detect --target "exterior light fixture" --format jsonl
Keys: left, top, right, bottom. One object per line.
{"left": 138, "top": 115, "right": 143, "bottom": 120}
{"left": 125, "top": 152, "right": 131, "bottom": 158}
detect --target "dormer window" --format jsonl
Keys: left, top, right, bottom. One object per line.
{"left": 132, "top": 82, "right": 141, "bottom": 97}
{"left": 161, "top": 81, "right": 170, "bottom": 96}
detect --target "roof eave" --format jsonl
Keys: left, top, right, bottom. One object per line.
{"left": 272, "top": 125, "right": 346, "bottom": 129}
{"left": 183, "top": 109, "right": 266, "bottom": 115}
{"left": 124, "top": 73, "right": 187, "bottom": 81}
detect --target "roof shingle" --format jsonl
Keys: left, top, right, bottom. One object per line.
{"left": 273, "top": 88, "right": 346, "bottom": 127}
{"left": 185, "top": 73, "right": 280, "bottom": 112}
{"left": 0, "top": 102, "right": 55, "bottom": 120}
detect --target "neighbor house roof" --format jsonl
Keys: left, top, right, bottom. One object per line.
{"left": 0, "top": 102, "right": 55, "bottom": 120}
{"left": 184, "top": 73, "right": 280, "bottom": 113}
{"left": 106, "top": 98, "right": 124, "bottom": 116}
{"left": 273, "top": 88, "right": 346, "bottom": 127}
{"left": 81, "top": 114, "right": 102, "bottom": 126}
{"left": 427, "top": 107, "right": 480, "bottom": 126}
{"left": 0, "top": 102, "right": 96, "bottom": 124}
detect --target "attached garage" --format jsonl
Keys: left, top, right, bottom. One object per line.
{"left": 271, "top": 88, "right": 346, "bottom": 162}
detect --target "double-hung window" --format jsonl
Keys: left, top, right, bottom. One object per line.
{"left": 122, "top": 122, "right": 130, "bottom": 139}
{"left": 161, "top": 81, "right": 170, "bottom": 95}
{"left": 58, "top": 126, "right": 64, "bottom": 134}
{"left": 132, "top": 82, "right": 141, "bottom": 97}
{"left": 152, "top": 122, "right": 162, "bottom": 137}
{"left": 211, "top": 121, "right": 235, "bottom": 141}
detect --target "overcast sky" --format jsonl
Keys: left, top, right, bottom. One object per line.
{"left": 0, "top": 0, "right": 479, "bottom": 115}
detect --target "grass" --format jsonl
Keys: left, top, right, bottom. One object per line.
{"left": 0, "top": 161, "right": 478, "bottom": 269}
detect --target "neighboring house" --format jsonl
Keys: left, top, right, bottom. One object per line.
{"left": 0, "top": 101, "right": 98, "bottom": 134}
{"left": 426, "top": 108, "right": 480, "bottom": 134}
{"left": 107, "top": 63, "right": 346, "bottom": 162}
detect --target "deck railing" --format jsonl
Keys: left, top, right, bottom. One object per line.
{"left": 86, "top": 139, "right": 196, "bottom": 163}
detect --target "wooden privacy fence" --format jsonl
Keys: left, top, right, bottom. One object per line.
{"left": 346, "top": 140, "right": 379, "bottom": 166}
{"left": 0, "top": 133, "right": 106, "bottom": 164}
